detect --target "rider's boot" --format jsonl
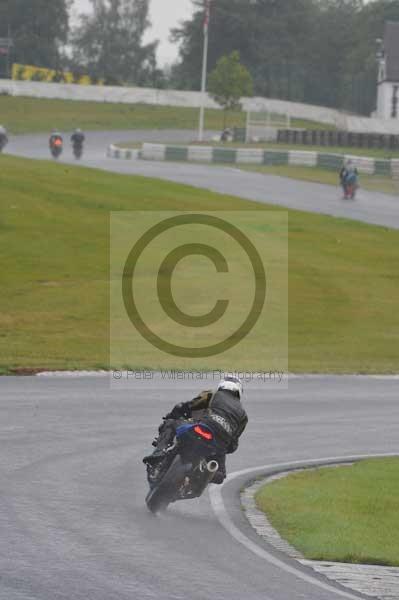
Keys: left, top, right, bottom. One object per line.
{"left": 143, "top": 421, "right": 176, "bottom": 465}
{"left": 210, "top": 454, "right": 226, "bottom": 485}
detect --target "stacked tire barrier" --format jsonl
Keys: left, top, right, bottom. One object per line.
{"left": 138, "top": 143, "right": 399, "bottom": 178}
{"left": 277, "top": 129, "right": 399, "bottom": 150}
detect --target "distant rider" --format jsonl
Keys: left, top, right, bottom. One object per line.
{"left": 0, "top": 125, "right": 8, "bottom": 151}
{"left": 71, "top": 128, "right": 85, "bottom": 148}
{"left": 221, "top": 128, "right": 233, "bottom": 142}
{"left": 49, "top": 129, "right": 63, "bottom": 149}
{"left": 143, "top": 376, "right": 248, "bottom": 484}
{"left": 340, "top": 160, "right": 358, "bottom": 198}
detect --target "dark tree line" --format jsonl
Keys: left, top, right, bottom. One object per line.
{"left": 1, "top": 0, "right": 399, "bottom": 113}
{"left": 0, "top": 0, "right": 162, "bottom": 86}
{"left": 0, "top": 0, "right": 69, "bottom": 72}
{"left": 171, "top": 0, "right": 399, "bottom": 115}
{"left": 71, "top": 0, "right": 163, "bottom": 86}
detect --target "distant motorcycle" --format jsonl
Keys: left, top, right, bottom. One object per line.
{"left": 50, "top": 137, "right": 63, "bottom": 160}
{"left": 71, "top": 130, "right": 85, "bottom": 161}
{"left": 220, "top": 127, "right": 233, "bottom": 142}
{"left": 145, "top": 420, "right": 221, "bottom": 514}
{"left": 340, "top": 163, "right": 358, "bottom": 200}
{"left": 0, "top": 133, "right": 8, "bottom": 153}
{"left": 343, "top": 181, "right": 358, "bottom": 200}
{"left": 343, "top": 171, "right": 358, "bottom": 199}
{"left": 72, "top": 142, "right": 83, "bottom": 160}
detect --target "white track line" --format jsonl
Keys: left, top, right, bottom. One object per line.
{"left": 209, "top": 453, "right": 399, "bottom": 600}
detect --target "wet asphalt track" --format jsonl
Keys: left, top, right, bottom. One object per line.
{"left": 5, "top": 129, "right": 399, "bottom": 229}
{"left": 1, "top": 375, "right": 399, "bottom": 600}
{"left": 2, "top": 131, "right": 398, "bottom": 600}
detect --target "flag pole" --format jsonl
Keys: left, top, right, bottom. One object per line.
{"left": 198, "top": 0, "right": 211, "bottom": 142}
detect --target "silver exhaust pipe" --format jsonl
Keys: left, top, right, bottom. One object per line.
{"left": 207, "top": 460, "right": 219, "bottom": 473}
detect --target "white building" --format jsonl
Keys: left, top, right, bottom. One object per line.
{"left": 376, "top": 22, "right": 399, "bottom": 120}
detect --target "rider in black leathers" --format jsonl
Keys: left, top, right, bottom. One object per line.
{"left": 71, "top": 128, "right": 85, "bottom": 148}
{"left": 143, "top": 376, "right": 248, "bottom": 484}
{"left": 0, "top": 125, "right": 8, "bottom": 152}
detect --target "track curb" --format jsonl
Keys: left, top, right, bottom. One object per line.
{"left": 107, "top": 144, "right": 140, "bottom": 160}
{"left": 109, "top": 141, "right": 399, "bottom": 178}
{"left": 242, "top": 461, "right": 399, "bottom": 600}
{"left": 210, "top": 454, "right": 399, "bottom": 600}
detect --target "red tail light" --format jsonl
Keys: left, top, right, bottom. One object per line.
{"left": 54, "top": 139, "right": 62, "bottom": 146}
{"left": 194, "top": 425, "right": 213, "bottom": 441}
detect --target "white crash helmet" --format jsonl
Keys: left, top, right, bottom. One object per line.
{"left": 217, "top": 375, "right": 243, "bottom": 399}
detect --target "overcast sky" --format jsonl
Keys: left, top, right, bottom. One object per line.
{"left": 72, "top": 0, "right": 195, "bottom": 66}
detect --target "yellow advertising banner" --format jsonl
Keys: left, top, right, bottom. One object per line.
{"left": 12, "top": 63, "right": 101, "bottom": 86}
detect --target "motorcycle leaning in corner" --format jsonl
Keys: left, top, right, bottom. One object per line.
{"left": 144, "top": 419, "right": 223, "bottom": 513}
{"left": 143, "top": 376, "right": 248, "bottom": 514}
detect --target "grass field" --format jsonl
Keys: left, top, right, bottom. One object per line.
{"left": 255, "top": 459, "right": 399, "bottom": 567}
{"left": 1, "top": 155, "right": 399, "bottom": 373}
{"left": 0, "top": 96, "right": 333, "bottom": 135}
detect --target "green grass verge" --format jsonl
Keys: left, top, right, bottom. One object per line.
{"left": 0, "top": 96, "right": 332, "bottom": 135}
{"left": 239, "top": 164, "right": 399, "bottom": 196}
{"left": 1, "top": 155, "right": 399, "bottom": 373}
{"left": 255, "top": 459, "right": 399, "bottom": 567}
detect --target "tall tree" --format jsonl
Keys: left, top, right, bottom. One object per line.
{"left": 305, "top": 0, "right": 363, "bottom": 108}
{"left": 72, "top": 0, "right": 160, "bottom": 86}
{"left": 208, "top": 51, "right": 253, "bottom": 127}
{"left": 0, "top": 0, "right": 69, "bottom": 70}
{"left": 171, "top": 0, "right": 317, "bottom": 99}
